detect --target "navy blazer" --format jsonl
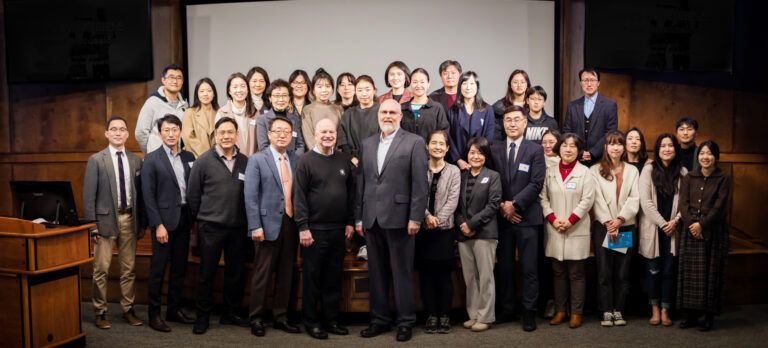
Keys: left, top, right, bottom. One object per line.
{"left": 563, "top": 93, "right": 618, "bottom": 163}
{"left": 356, "top": 129, "right": 428, "bottom": 230}
{"left": 446, "top": 104, "right": 495, "bottom": 164}
{"left": 141, "top": 146, "right": 195, "bottom": 231}
{"left": 244, "top": 147, "right": 298, "bottom": 241}
{"left": 489, "top": 138, "right": 546, "bottom": 226}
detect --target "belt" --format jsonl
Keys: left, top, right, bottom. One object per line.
{"left": 118, "top": 207, "right": 133, "bottom": 214}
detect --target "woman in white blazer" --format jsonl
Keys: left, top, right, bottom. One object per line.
{"left": 590, "top": 131, "right": 640, "bottom": 327}
{"left": 639, "top": 133, "right": 687, "bottom": 326}
{"left": 540, "top": 133, "right": 595, "bottom": 329}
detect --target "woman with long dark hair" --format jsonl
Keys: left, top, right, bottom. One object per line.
{"left": 337, "top": 75, "right": 380, "bottom": 167}
{"left": 246, "top": 66, "right": 271, "bottom": 114}
{"left": 400, "top": 68, "right": 449, "bottom": 140}
{"left": 289, "top": 69, "right": 312, "bottom": 115}
{"left": 623, "top": 127, "right": 650, "bottom": 174}
{"left": 446, "top": 71, "right": 495, "bottom": 170}
{"left": 182, "top": 77, "right": 219, "bottom": 158}
{"left": 215, "top": 72, "right": 259, "bottom": 156}
{"left": 492, "top": 70, "right": 531, "bottom": 141}
{"left": 639, "top": 133, "right": 687, "bottom": 326}
{"left": 335, "top": 72, "right": 356, "bottom": 111}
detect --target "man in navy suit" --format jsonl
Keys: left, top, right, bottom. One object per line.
{"left": 244, "top": 116, "right": 301, "bottom": 337}
{"left": 141, "top": 115, "right": 196, "bottom": 332}
{"left": 489, "top": 105, "right": 546, "bottom": 332}
{"left": 563, "top": 67, "right": 618, "bottom": 166}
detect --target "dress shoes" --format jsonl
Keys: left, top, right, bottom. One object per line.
{"left": 193, "top": 316, "right": 209, "bottom": 334}
{"left": 250, "top": 321, "right": 266, "bottom": 337}
{"left": 166, "top": 309, "right": 195, "bottom": 324}
{"left": 360, "top": 324, "right": 391, "bottom": 338}
{"left": 550, "top": 312, "right": 567, "bottom": 325}
{"left": 149, "top": 316, "right": 171, "bottom": 332}
{"left": 307, "top": 327, "right": 328, "bottom": 339}
{"left": 123, "top": 310, "right": 143, "bottom": 326}
{"left": 471, "top": 322, "right": 490, "bottom": 332}
{"left": 219, "top": 313, "right": 249, "bottom": 327}
{"left": 274, "top": 319, "right": 301, "bottom": 333}
{"left": 569, "top": 314, "right": 582, "bottom": 328}
{"left": 324, "top": 322, "right": 349, "bottom": 335}
{"left": 95, "top": 314, "right": 111, "bottom": 329}
{"left": 523, "top": 310, "right": 537, "bottom": 332}
{"left": 396, "top": 326, "right": 412, "bottom": 341}
{"left": 463, "top": 319, "right": 477, "bottom": 329}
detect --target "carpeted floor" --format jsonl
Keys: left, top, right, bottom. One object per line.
{"left": 81, "top": 302, "right": 768, "bottom": 347}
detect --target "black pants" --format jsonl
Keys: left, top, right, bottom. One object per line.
{"left": 592, "top": 222, "right": 633, "bottom": 312}
{"left": 537, "top": 224, "right": 554, "bottom": 311}
{"left": 301, "top": 228, "right": 345, "bottom": 328}
{"left": 366, "top": 222, "right": 416, "bottom": 327}
{"left": 419, "top": 259, "right": 454, "bottom": 317}
{"left": 148, "top": 208, "right": 191, "bottom": 318}
{"left": 195, "top": 221, "right": 245, "bottom": 318}
{"left": 496, "top": 223, "right": 540, "bottom": 313}
{"left": 249, "top": 215, "right": 298, "bottom": 322}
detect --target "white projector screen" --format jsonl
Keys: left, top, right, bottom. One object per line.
{"left": 186, "top": 0, "right": 555, "bottom": 114}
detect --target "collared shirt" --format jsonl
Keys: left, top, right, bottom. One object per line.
{"left": 377, "top": 127, "right": 400, "bottom": 174}
{"left": 162, "top": 144, "right": 187, "bottom": 204}
{"left": 312, "top": 145, "right": 334, "bottom": 156}
{"left": 109, "top": 145, "right": 132, "bottom": 207}
{"left": 584, "top": 92, "right": 598, "bottom": 118}
{"left": 506, "top": 136, "right": 523, "bottom": 163}
{"left": 214, "top": 144, "right": 238, "bottom": 173}
{"left": 269, "top": 145, "right": 292, "bottom": 182}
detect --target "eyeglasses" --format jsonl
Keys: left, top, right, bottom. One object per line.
{"left": 270, "top": 129, "right": 292, "bottom": 135}
{"left": 108, "top": 127, "right": 128, "bottom": 132}
{"left": 580, "top": 79, "right": 598, "bottom": 84}
{"left": 291, "top": 81, "right": 307, "bottom": 86}
{"left": 271, "top": 94, "right": 290, "bottom": 99}
{"left": 527, "top": 97, "right": 545, "bottom": 102}
{"left": 505, "top": 118, "right": 526, "bottom": 124}
{"left": 164, "top": 75, "right": 183, "bottom": 81}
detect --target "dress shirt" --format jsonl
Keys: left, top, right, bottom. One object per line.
{"left": 162, "top": 144, "right": 187, "bottom": 204}
{"left": 109, "top": 145, "right": 132, "bottom": 207}
{"left": 269, "top": 145, "right": 292, "bottom": 182}
{"left": 377, "top": 127, "right": 400, "bottom": 174}
{"left": 506, "top": 136, "right": 523, "bottom": 163}
{"left": 584, "top": 92, "right": 598, "bottom": 118}
{"left": 214, "top": 144, "right": 238, "bottom": 173}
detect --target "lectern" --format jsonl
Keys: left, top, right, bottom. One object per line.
{"left": 0, "top": 217, "right": 93, "bottom": 348}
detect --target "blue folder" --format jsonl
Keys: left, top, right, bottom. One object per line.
{"left": 608, "top": 231, "right": 633, "bottom": 249}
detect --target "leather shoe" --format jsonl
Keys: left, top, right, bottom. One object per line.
{"left": 396, "top": 326, "right": 412, "bottom": 342}
{"left": 149, "top": 316, "right": 171, "bottom": 332}
{"left": 123, "top": 310, "right": 143, "bottom": 326}
{"left": 193, "top": 316, "right": 209, "bottom": 335}
{"left": 307, "top": 327, "right": 328, "bottom": 339}
{"left": 550, "top": 312, "right": 567, "bottom": 325}
{"left": 569, "top": 314, "right": 582, "bottom": 328}
{"left": 699, "top": 314, "right": 713, "bottom": 332}
{"left": 274, "top": 319, "right": 300, "bottom": 333}
{"left": 324, "top": 322, "right": 349, "bottom": 335}
{"left": 166, "top": 310, "right": 195, "bottom": 324}
{"left": 360, "top": 324, "right": 391, "bottom": 338}
{"left": 95, "top": 314, "right": 111, "bottom": 329}
{"left": 220, "top": 313, "right": 249, "bottom": 327}
{"left": 251, "top": 321, "right": 266, "bottom": 337}
{"left": 523, "top": 310, "right": 537, "bottom": 332}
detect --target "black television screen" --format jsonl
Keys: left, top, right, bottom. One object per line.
{"left": 10, "top": 181, "right": 81, "bottom": 226}
{"left": 4, "top": 0, "right": 153, "bottom": 83}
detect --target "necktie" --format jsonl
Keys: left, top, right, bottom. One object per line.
{"left": 116, "top": 151, "right": 127, "bottom": 209}
{"left": 507, "top": 142, "right": 516, "bottom": 181}
{"left": 279, "top": 155, "right": 293, "bottom": 218}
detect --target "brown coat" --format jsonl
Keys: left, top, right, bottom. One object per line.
{"left": 678, "top": 167, "right": 731, "bottom": 240}
{"left": 182, "top": 107, "right": 216, "bottom": 158}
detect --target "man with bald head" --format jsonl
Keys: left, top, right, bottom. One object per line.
{"left": 356, "top": 99, "right": 428, "bottom": 342}
{"left": 292, "top": 118, "right": 355, "bottom": 339}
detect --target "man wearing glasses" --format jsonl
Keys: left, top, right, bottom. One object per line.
{"left": 563, "top": 67, "right": 618, "bottom": 166}
{"left": 136, "top": 64, "right": 189, "bottom": 154}
{"left": 141, "top": 115, "right": 196, "bottom": 332}
{"left": 256, "top": 79, "right": 305, "bottom": 155}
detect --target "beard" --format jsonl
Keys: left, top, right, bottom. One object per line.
{"left": 380, "top": 123, "right": 397, "bottom": 135}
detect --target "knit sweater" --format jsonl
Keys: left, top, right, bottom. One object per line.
{"left": 186, "top": 147, "right": 248, "bottom": 228}
{"left": 292, "top": 150, "right": 356, "bottom": 231}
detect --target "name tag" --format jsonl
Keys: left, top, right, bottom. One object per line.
{"left": 518, "top": 163, "right": 530, "bottom": 172}
{"left": 250, "top": 119, "right": 257, "bottom": 126}
{"left": 135, "top": 171, "right": 140, "bottom": 177}
{"left": 292, "top": 131, "right": 297, "bottom": 138}
{"left": 566, "top": 181, "right": 578, "bottom": 190}
{"left": 480, "top": 177, "right": 489, "bottom": 184}
{"left": 480, "top": 118, "right": 484, "bottom": 126}
{"left": 188, "top": 161, "right": 194, "bottom": 168}
{"left": 238, "top": 172, "right": 246, "bottom": 181}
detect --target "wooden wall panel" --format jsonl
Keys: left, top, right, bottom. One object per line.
{"left": 106, "top": 83, "right": 148, "bottom": 153}
{"left": 730, "top": 164, "right": 768, "bottom": 246}
{"left": 558, "top": 0, "right": 585, "bottom": 122}
{"left": 598, "top": 73, "right": 632, "bottom": 132}
{"left": 0, "top": 2, "right": 11, "bottom": 153}
{"left": 733, "top": 91, "right": 768, "bottom": 154}
{"left": 10, "top": 84, "right": 106, "bottom": 153}
{"left": 11, "top": 164, "right": 88, "bottom": 219}
{"left": 0, "top": 165, "right": 11, "bottom": 217}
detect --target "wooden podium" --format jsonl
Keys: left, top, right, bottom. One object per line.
{"left": 0, "top": 217, "right": 93, "bottom": 348}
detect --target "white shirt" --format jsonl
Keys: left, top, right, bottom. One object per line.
{"left": 506, "top": 136, "right": 523, "bottom": 163}
{"left": 377, "top": 127, "right": 400, "bottom": 174}
{"left": 108, "top": 145, "right": 132, "bottom": 207}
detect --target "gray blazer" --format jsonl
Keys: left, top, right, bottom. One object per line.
{"left": 425, "top": 163, "right": 461, "bottom": 230}
{"left": 244, "top": 147, "right": 299, "bottom": 241}
{"left": 455, "top": 166, "right": 502, "bottom": 241}
{"left": 83, "top": 147, "right": 143, "bottom": 237}
{"left": 356, "top": 129, "right": 429, "bottom": 230}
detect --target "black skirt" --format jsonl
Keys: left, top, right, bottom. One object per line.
{"left": 415, "top": 227, "right": 456, "bottom": 264}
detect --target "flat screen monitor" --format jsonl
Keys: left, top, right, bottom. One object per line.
{"left": 10, "top": 181, "right": 81, "bottom": 226}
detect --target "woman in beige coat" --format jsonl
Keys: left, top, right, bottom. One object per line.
{"left": 182, "top": 78, "right": 219, "bottom": 158}
{"left": 540, "top": 133, "right": 595, "bottom": 329}
{"left": 639, "top": 133, "right": 687, "bottom": 326}
{"left": 590, "top": 131, "right": 640, "bottom": 327}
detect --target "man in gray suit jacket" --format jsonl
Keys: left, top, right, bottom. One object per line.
{"left": 83, "top": 116, "right": 145, "bottom": 329}
{"left": 244, "top": 116, "right": 301, "bottom": 337}
{"left": 356, "top": 99, "right": 428, "bottom": 342}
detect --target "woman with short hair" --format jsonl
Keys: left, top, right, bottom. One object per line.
{"left": 400, "top": 68, "right": 449, "bottom": 141}
{"left": 301, "top": 68, "right": 344, "bottom": 150}
{"left": 377, "top": 60, "right": 413, "bottom": 104}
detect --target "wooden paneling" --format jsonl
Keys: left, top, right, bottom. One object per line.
{"left": 0, "top": 1, "right": 11, "bottom": 154}
{"left": 35, "top": 230, "right": 90, "bottom": 270}
{"left": 731, "top": 164, "right": 768, "bottom": 246}
{"left": 12, "top": 164, "right": 87, "bottom": 220}
{"left": 733, "top": 91, "right": 768, "bottom": 153}
{"left": 0, "top": 236, "right": 27, "bottom": 271}
{"left": 29, "top": 274, "right": 80, "bottom": 347}
{"left": 0, "top": 164, "right": 11, "bottom": 217}
{"left": 598, "top": 73, "right": 632, "bottom": 131}
{"left": 558, "top": 0, "right": 585, "bottom": 122}
{"left": 106, "top": 82, "right": 148, "bottom": 153}
{"left": 0, "top": 274, "right": 23, "bottom": 348}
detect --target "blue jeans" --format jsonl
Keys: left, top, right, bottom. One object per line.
{"left": 646, "top": 229, "right": 676, "bottom": 308}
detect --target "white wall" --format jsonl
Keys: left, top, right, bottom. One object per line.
{"left": 186, "top": 0, "right": 554, "bottom": 113}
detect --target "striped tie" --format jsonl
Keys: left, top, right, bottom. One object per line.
{"left": 117, "top": 151, "right": 127, "bottom": 209}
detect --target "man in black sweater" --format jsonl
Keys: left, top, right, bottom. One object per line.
{"left": 293, "top": 118, "right": 356, "bottom": 339}
{"left": 675, "top": 117, "right": 698, "bottom": 171}
{"left": 186, "top": 118, "right": 250, "bottom": 334}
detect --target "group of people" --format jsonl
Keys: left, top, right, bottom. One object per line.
{"left": 82, "top": 60, "right": 731, "bottom": 343}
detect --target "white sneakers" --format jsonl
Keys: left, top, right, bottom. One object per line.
{"left": 462, "top": 319, "right": 489, "bottom": 332}
{"left": 613, "top": 311, "right": 627, "bottom": 326}
{"left": 601, "top": 312, "right": 615, "bottom": 327}
{"left": 602, "top": 310, "right": 627, "bottom": 327}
